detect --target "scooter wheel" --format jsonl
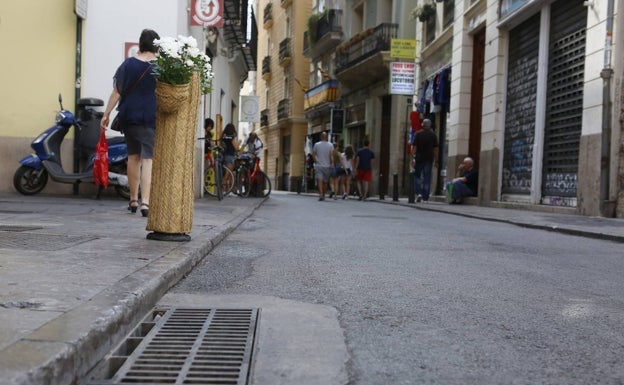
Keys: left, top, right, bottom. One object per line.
{"left": 114, "top": 185, "right": 131, "bottom": 200}
{"left": 13, "top": 166, "right": 48, "bottom": 195}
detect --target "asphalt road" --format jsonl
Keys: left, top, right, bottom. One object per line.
{"left": 169, "top": 193, "right": 624, "bottom": 385}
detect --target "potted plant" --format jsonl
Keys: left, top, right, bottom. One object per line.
{"left": 152, "top": 35, "right": 214, "bottom": 95}
{"left": 410, "top": 2, "right": 437, "bottom": 22}
{"left": 307, "top": 12, "right": 321, "bottom": 45}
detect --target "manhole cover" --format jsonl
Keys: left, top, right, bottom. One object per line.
{"left": 88, "top": 307, "right": 258, "bottom": 385}
{"left": 0, "top": 233, "right": 97, "bottom": 251}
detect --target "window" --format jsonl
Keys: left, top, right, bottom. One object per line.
{"left": 352, "top": 2, "right": 364, "bottom": 35}
{"left": 500, "top": 0, "right": 529, "bottom": 18}
{"left": 425, "top": 12, "right": 436, "bottom": 45}
{"left": 443, "top": 0, "right": 454, "bottom": 28}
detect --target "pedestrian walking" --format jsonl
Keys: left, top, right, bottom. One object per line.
{"left": 312, "top": 132, "right": 334, "bottom": 201}
{"left": 341, "top": 145, "right": 355, "bottom": 199}
{"left": 411, "top": 119, "right": 438, "bottom": 202}
{"left": 329, "top": 142, "right": 345, "bottom": 200}
{"left": 100, "top": 28, "right": 160, "bottom": 217}
{"left": 354, "top": 139, "right": 375, "bottom": 201}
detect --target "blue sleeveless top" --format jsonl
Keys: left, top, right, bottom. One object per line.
{"left": 114, "top": 57, "right": 156, "bottom": 127}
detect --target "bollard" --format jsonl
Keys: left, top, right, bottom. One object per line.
{"left": 392, "top": 173, "right": 399, "bottom": 201}
{"left": 379, "top": 173, "right": 384, "bottom": 200}
{"left": 408, "top": 172, "right": 415, "bottom": 203}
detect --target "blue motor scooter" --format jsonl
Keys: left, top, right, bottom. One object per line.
{"left": 13, "top": 94, "right": 130, "bottom": 199}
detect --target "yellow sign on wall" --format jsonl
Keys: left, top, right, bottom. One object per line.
{"left": 390, "top": 39, "right": 417, "bottom": 59}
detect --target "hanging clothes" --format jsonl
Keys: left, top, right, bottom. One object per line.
{"left": 438, "top": 67, "right": 451, "bottom": 107}
{"left": 418, "top": 79, "right": 429, "bottom": 113}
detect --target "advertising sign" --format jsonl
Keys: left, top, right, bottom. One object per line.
{"left": 191, "top": 0, "right": 224, "bottom": 27}
{"left": 125, "top": 42, "right": 139, "bottom": 59}
{"left": 389, "top": 62, "right": 415, "bottom": 95}
{"left": 390, "top": 39, "right": 417, "bottom": 59}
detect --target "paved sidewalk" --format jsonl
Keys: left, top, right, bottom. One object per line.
{"left": 373, "top": 196, "right": 624, "bottom": 243}
{"left": 0, "top": 192, "right": 264, "bottom": 385}
{"left": 0, "top": 191, "right": 622, "bottom": 385}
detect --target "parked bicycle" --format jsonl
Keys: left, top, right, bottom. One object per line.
{"left": 199, "top": 138, "right": 234, "bottom": 200}
{"left": 234, "top": 152, "right": 271, "bottom": 198}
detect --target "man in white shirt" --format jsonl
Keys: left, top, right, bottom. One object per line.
{"left": 312, "top": 131, "right": 334, "bottom": 201}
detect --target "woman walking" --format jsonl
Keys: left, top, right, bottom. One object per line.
{"left": 341, "top": 145, "right": 355, "bottom": 199}
{"left": 101, "top": 29, "right": 160, "bottom": 217}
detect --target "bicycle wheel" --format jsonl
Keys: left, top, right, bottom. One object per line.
{"left": 253, "top": 170, "right": 272, "bottom": 197}
{"left": 221, "top": 165, "right": 235, "bottom": 196}
{"left": 236, "top": 167, "right": 251, "bottom": 197}
{"left": 204, "top": 165, "right": 218, "bottom": 197}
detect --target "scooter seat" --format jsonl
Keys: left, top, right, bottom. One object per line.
{"left": 107, "top": 136, "right": 126, "bottom": 146}
{"left": 77, "top": 98, "right": 104, "bottom": 107}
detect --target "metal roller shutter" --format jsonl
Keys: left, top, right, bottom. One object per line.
{"left": 542, "top": 0, "right": 587, "bottom": 202}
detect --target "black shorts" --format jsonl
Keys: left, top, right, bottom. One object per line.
{"left": 124, "top": 124, "right": 155, "bottom": 158}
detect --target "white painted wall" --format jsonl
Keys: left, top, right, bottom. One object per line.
{"left": 81, "top": 0, "right": 187, "bottom": 103}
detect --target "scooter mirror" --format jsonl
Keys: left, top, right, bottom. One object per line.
{"left": 58, "top": 93, "right": 63, "bottom": 110}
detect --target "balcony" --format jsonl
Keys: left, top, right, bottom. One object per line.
{"left": 278, "top": 37, "right": 292, "bottom": 67}
{"left": 277, "top": 99, "right": 290, "bottom": 120}
{"left": 335, "top": 23, "right": 398, "bottom": 88}
{"left": 261, "top": 56, "right": 271, "bottom": 81}
{"left": 263, "top": 2, "right": 273, "bottom": 29}
{"left": 280, "top": 0, "right": 292, "bottom": 9}
{"left": 303, "top": 9, "right": 343, "bottom": 59}
{"left": 260, "top": 109, "right": 269, "bottom": 127}
{"left": 304, "top": 79, "right": 340, "bottom": 111}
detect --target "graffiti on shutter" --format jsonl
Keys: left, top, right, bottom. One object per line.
{"left": 502, "top": 14, "right": 540, "bottom": 195}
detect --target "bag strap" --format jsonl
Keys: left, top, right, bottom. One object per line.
{"left": 121, "top": 63, "right": 151, "bottom": 97}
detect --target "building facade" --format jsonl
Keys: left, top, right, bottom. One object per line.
{"left": 302, "top": 0, "right": 418, "bottom": 196}
{"left": 255, "top": 0, "right": 311, "bottom": 191}
{"left": 0, "top": 1, "right": 256, "bottom": 198}
{"left": 415, "top": 0, "right": 623, "bottom": 217}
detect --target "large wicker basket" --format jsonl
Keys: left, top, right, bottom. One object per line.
{"left": 155, "top": 81, "right": 191, "bottom": 114}
{"left": 147, "top": 73, "right": 200, "bottom": 239}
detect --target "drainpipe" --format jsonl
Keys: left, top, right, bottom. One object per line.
{"left": 600, "top": 0, "right": 615, "bottom": 216}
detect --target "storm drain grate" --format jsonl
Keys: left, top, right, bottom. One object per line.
{"left": 89, "top": 307, "right": 259, "bottom": 385}
{"left": 0, "top": 232, "right": 97, "bottom": 250}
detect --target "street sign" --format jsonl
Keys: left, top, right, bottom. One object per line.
{"left": 191, "top": 0, "right": 224, "bottom": 27}
{"left": 389, "top": 62, "right": 415, "bottom": 95}
{"left": 240, "top": 95, "right": 259, "bottom": 123}
{"left": 390, "top": 39, "right": 417, "bottom": 59}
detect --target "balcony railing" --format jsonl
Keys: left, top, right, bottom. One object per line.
{"left": 303, "top": 9, "right": 343, "bottom": 58}
{"left": 279, "top": 37, "right": 292, "bottom": 67}
{"left": 263, "top": 2, "right": 273, "bottom": 29}
{"left": 261, "top": 56, "right": 271, "bottom": 81}
{"left": 304, "top": 79, "right": 340, "bottom": 110}
{"left": 335, "top": 23, "right": 398, "bottom": 74}
{"left": 260, "top": 109, "right": 269, "bottom": 127}
{"left": 277, "top": 99, "right": 290, "bottom": 120}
